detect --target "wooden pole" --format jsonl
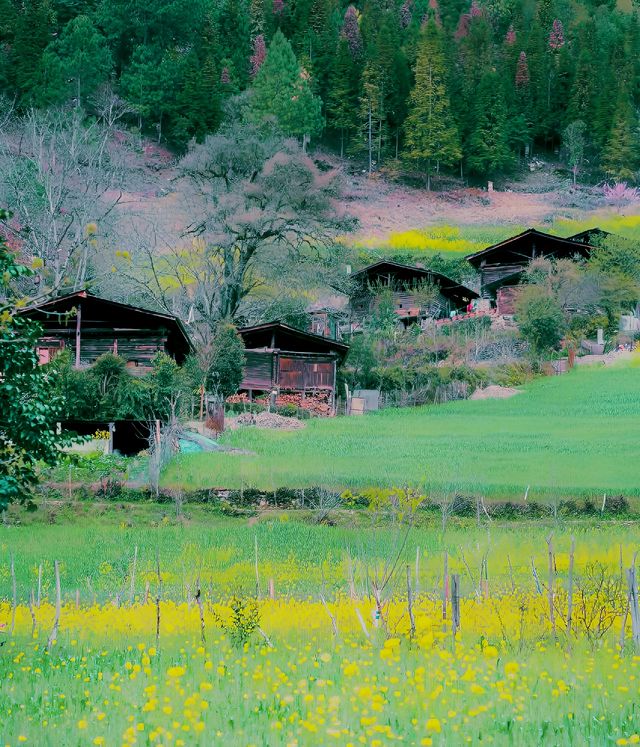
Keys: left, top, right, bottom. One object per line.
{"left": 567, "top": 537, "right": 575, "bottom": 639}
{"left": 155, "top": 549, "right": 162, "bottom": 647}
{"left": 451, "top": 574, "right": 461, "bottom": 639}
{"left": 130, "top": 545, "right": 138, "bottom": 605}
{"left": 75, "top": 302, "right": 82, "bottom": 368}
{"left": 627, "top": 566, "right": 640, "bottom": 648}
{"left": 442, "top": 551, "right": 448, "bottom": 620}
{"left": 10, "top": 554, "right": 16, "bottom": 635}
{"left": 37, "top": 563, "right": 42, "bottom": 608}
{"left": 546, "top": 536, "right": 556, "bottom": 637}
{"left": 254, "top": 535, "right": 260, "bottom": 599}
{"left": 28, "top": 589, "right": 37, "bottom": 638}
{"left": 196, "top": 587, "right": 206, "bottom": 644}
{"left": 507, "top": 554, "right": 515, "bottom": 594}
{"left": 47, "top": 560, "right": 61, "bottom": 649}
{"left": 406, "top": 565, "right": 415, "bottom": 638}
{"left": 531, "top": 557, "right": 542, "bottom": 594}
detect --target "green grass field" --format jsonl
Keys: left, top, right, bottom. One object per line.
{"left": 2, "top": 510, "right": 640, "bottom": 745}
{"left": 164, "top": 361, "right": 640, "bottom": 499}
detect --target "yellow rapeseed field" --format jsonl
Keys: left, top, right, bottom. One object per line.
{"left": 1, "top": 589, "right": 640, "bottom": 746}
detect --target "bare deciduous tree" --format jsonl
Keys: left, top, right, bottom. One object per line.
{"left": 125, "top": 123, "right": 353, "bottom": 353}
{"left": 0, "top": 106, "right": 126, "bottom": 293}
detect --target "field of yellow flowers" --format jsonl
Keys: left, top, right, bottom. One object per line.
{"left": 2, "top": 594, "right": 640, "bottom": 746}
{"left": 2, "top": 515, "right": 640, "bottom": 746}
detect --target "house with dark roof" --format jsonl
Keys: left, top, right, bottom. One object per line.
{"left": 237, "top": 322, "right": 349, "bottom": 408}
{"left": 348, "top": 260, "right": 478, "bottom": 328}
{"left": 466, "top": 228, "right": 593, "bottom": 313}
{"left": 19, "top": 290, "right": 192, "bottom": 371}
{"left": 566, "top": 227, "right": 613, "bottom": 246}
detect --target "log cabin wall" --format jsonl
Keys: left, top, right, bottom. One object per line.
{"left": 22, "top": 292, "right": 192, "bottom": 369}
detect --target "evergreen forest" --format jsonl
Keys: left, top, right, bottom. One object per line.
{"left": 1, "top": 0, "right": 639, "bottom": 183}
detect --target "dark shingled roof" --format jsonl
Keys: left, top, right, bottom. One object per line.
{"left": 351, "top": 260, "right": 479, "bottom": 304}
{"left": 466, "top": 228, "right": 593, "bottom": 267}
{"left": 18, "top": 290, "right": 193, "bottom": 363}
{"left": 238, "top": 321, "right": 349, "bottom": 361}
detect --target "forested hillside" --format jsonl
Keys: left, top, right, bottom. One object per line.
{"left": 1, "top": 0, "right": 639, "bottom": 183}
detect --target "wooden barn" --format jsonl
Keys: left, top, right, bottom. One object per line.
{"left": 19, "top": 290, "right": 192, "bottom": 371}
{"left": 466, "top": 229, "right": 593, "bottom": 312}
{"left": 238, "top": 322, "right": 349, "bottom": 408}
{"left": 348, "top": 260, "right": 478, "bottom": 328}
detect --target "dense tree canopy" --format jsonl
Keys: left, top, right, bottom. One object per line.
{"left": 0, "top": 0, "right": 638, "bottom": 181}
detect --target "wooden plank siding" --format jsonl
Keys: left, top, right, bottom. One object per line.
{"left": 241, "top": 351, "right": 274, "bottom": 390}
{"left": 279, "top": 357, "right": 334, "bottom": 390}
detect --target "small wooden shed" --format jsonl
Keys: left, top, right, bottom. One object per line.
{"left": 19, "top": 290, "right": 192, "bottom": 371}
{"left": 237, "top": 322, "right": 349, "bottom": 406}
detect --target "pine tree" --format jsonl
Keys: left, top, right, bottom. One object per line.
{"left": 602, "top": 94, "right": 639, "bottom": 182}
{"left": 121, "top": 45, "right": 184, "bottom": 141}
{"left": 11, "top": 0, "right": 55, "bottom": 101}
{"left": 403, "top": 19, "right": 461, "bottom": 189}
{"left": 467, "top": 72, "right": 513, "bottom": 176}
{"left": 217, "top": 0, "right": 252, "bottom": 87}
{"left": 326, "top": 36, "right": 359, "bottom": 156}
{"left": 249, "top": 29, "right": 323, "bottom": 146}
{"left": 35, "top": 15, "right": 112, "bottom": 107}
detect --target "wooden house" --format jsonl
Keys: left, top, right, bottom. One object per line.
{"left": 567, "top": 227, "right": 613, "bottom": 246}
{"left": 466, "top": 229, "right": 593, "bottom": 312}
{"left": 348, "top": 261, "right": 478, "bottom": 328}
{"left": 19, "top": 290, "right": 192, "bottom": 371}
{"left": 238, "top": 322, "right": 349, "bottom": 406}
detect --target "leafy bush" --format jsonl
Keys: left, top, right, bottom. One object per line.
{"left": 515, "top": 286, "right": 566, "bottom": 354}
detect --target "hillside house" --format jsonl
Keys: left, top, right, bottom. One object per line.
{"left": 238, "top": 322, "right": 349, "bottom": 410}
{"left": 348, "top": 261, "right": 478, "bottom": 329}
{"left": 466, "top": 229, "right": 593, "bottom": 314}
{"left": 19, "top": 290, "right": 192, "bottom": 371}
{"left": 567, "top": 227, "right": 613, "bottom": 246}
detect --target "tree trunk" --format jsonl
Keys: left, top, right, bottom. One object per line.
{"left": 368, "top": 101, "right": 373, "bottom": 174}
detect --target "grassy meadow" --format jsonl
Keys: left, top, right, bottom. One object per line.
{"left": 2, "top": 511, "right": 640, "bottom": 745}
{"left": 164, "top": 361, "right": 640, "bottom": 500}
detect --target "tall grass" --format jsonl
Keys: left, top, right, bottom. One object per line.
{"left": 164, "top": 362, "right": 640, "bottom": 497}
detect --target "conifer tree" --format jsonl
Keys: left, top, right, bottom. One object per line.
{"left": 467, "top": 73, "right": 513, "bottom": 176}
{"left": 326, "top": 36, "right": 359, "bottom": 156}
{"left": 11, "top": 0, "right": 54, "bottom": 101}
{"left": 403, "top": 19, "right": 461, "bottom": 189}
{"left": 249, "top": 29, "right": 323, "bottom": 146}
{"left": 217, "top": 0, "right": 252, "bottom": 87}
{"left": 36, "top": 15, "right": 112, "bottom": 107}
{"left": 602, "top": 94, "right": 639, "bottom": 182}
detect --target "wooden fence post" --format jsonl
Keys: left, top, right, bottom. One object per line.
{"left": 442, "top": 551, "right": 448, "bottom": 621}
{"left": 47, "top": 560, "right": 61, "bottom": 650}
{"left": 10, "top": 554, "right": 16, "bottom": 636}
{"left": 627, "top": 567, "right": 640, "bottom": 647}
{"left": 546, "top": 536, "right": 556, "bottom": 637}
{"left": 567, "top": 537, "right": 575, "bottom": 640}
{"left": 451, "top": 574, "right": 461, "bottom": 639}
{"left": 406, "top": 565, "right": 416, "bottom": 638}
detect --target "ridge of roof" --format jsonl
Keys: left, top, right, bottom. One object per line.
{"left": 465, "top": 228, "right": 594, "bottom": 264}
{"left": 238, "top": 320, "right": 350, "bottom": 351}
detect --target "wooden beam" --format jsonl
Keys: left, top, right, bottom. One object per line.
{"left": 75, "top": 302, "right": 82, "bottom": 368}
